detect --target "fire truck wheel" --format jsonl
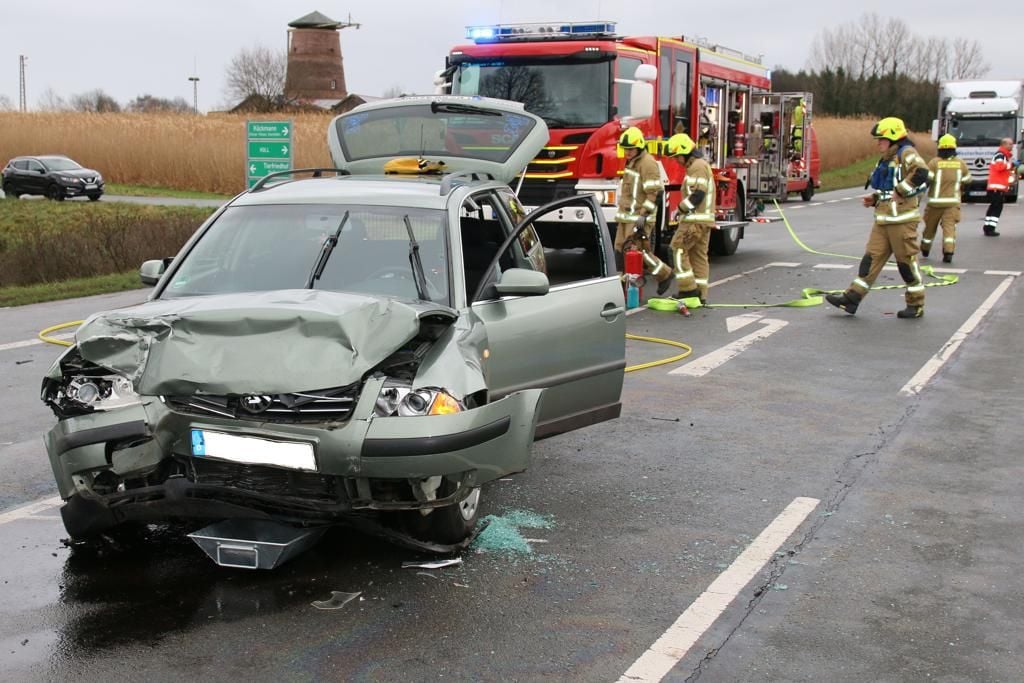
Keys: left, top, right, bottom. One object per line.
{"left": 801, "top": 183, "right": 815, "bottom": 202}
{"left": 1007, "top": 193, "right": 1018, "bottom": 204}
{"left": 710, "top": 226, "right": 741, "bottom": 256}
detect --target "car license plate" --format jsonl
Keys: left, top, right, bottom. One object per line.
{"left": 970, "top": 191, "right": 987, "bottom": 196}
{"left": 190, "top": 429, "right": 316, "bottom": 471}
{"left": 84, "top": 183, "right": 97, "bottom": 189}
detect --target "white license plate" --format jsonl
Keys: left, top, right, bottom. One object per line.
{"left": 970, "top": 191, "right": 987, "bottom": 196}
{"left": 84, "top": 184, "right": 97, "bottom": 189}
{"left": 190, "top": 429, "right": 316, "bottom": 471}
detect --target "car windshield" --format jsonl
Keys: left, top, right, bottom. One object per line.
{"left": 452, "top": 60, "right": 612, "bottom": 128}
{"left": 163, "top": 204, "right": 450, "bottom": 305}
{"left": 42, "top": 158, "right": 83, "bottom": 171}
{"left": 949, "top": 118, "right": 1016, "bottom": 146}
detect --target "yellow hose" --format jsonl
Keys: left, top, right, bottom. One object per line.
{"left": 38, "top": 320, "right": 83, "bottom": 347}
{"left": 625, "top": 333, "right": 692, "bottom": 372}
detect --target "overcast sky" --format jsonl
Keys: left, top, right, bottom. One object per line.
{"left": 0, "top": 1, "right": 1016, "bottom": 111}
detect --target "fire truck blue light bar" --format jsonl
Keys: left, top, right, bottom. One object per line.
{"left": 466, "top": 22, "right": 617, "bottom": 41}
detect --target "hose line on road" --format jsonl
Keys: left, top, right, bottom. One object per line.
{"left": 38, "top": 321, "right": 83, "bottom": 347}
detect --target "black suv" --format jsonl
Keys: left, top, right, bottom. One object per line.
{"left": 2, "top": 155, "right": 105, "bottom": 201}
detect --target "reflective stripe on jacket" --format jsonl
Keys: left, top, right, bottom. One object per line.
{"left": 874, "top": 144, "right": 928, "bottom": 225}
{"left": 616, "top": 152, "right": 663, "bottom": 223}
{"left": 679, "top": 157, "right": 716, "bottom": 223}
{"left": 987, "top": 147, "right": 1015, "bottom": 191}
{"left": 926, "top": 156, "right": 970, "bottom": 206}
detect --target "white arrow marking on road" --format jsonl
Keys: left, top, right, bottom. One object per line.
{"left": 670, "top": 318, "right": 788, "bottom": 376}
{"left": 725, "top": 312, "right": 763, "bottom": 333}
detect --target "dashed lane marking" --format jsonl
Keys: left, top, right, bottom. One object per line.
{"left": 901, "top": 274, "right": 1017, "bottom": 396}
{"left": 0, "top": 332, "right": 75, "bottom": 353}
{"left": 0, "top": 495, "right": 63, "bottom": 526}
{"left": 812, "top": 263, "right": 853, "bottom": 269}
{"left": 618, "top": 497, "right": 820, "bottom": 683}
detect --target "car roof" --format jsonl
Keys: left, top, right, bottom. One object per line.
{"left": 230, "top": 174, "right": 498, "bottom": 209}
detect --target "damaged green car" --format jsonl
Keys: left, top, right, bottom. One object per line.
{"left": 41, "top": 96, "right": 626, "bottom": 550}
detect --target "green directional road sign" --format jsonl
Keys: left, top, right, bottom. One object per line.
{"left": 247, "top": 141, "right": 291, "bottom": 159}
{"left": 246, "top": 119, "right": 293, "bottom": 188}
{"left": 247, "top": 121, "right": 291, "bottom": 139}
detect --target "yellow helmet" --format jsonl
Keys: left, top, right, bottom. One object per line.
{"left": 871, "top": 117, "right": 907, "bottom": 141}
{"left": 937, "top": 134, "right": 957, "bottom": 150}
{"left": 618, "top": 126, "right": 646, "bottom": 150}
{"left": 666, "top": 133, "right": 696, "bottom": 157}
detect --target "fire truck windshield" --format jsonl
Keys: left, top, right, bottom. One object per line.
{"left": 949, "top": 117, "right": 1016, "bottom": 146}
{"left": 452, "top": 60, "right": 611, "bottom": 129}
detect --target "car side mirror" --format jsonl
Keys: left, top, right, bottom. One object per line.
{"left": 493, "top": 268, "right": 549, "bottom": 297}
{"left": 37, "top": 169, "right": 46, "bottom": 174}
{"left": 139, "top": 259, "right": 167, "bottom": 286}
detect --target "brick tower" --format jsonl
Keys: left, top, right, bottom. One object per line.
{"left": 284, "top": 11, "right": 360, "bottom": 102}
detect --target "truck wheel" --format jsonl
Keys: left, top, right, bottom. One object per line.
{"left": 710, "top": 226, "right": 741, "bottom": 256}
{"left": 1007, "top": 193, "right": 1018, "bottom": 204}
{"left": 801, "top": 182, "right": 815, "bottom": 201}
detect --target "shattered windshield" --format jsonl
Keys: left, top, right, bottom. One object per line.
{"left": 163, "top": 204, "right": 450, "bottom": 305}
{"left": 452, "top": 60, "right": 611, "bottom": 128}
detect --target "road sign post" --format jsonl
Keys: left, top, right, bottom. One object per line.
{"left": 246, "top": 120, "right": 293, "bottom": 188}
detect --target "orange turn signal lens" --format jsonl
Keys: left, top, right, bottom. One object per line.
{"left": 428, "top": 392, "right": 463, "bottom": 415}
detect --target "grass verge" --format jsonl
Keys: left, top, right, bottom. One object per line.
{"left": 819, "top": 156, "right": 877, "bottom": 193}
{"left": 104, "top": 183, "right": 232, "bottom": 200}
{"left": 0, "top": 271, "right": 147, "bottom": 307}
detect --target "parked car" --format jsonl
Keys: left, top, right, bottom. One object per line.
{"left": 2, "top": 154, "right": 104, "bottom": 201}
{"left": 41, "top": 96, "right": 625, "bottom": 551}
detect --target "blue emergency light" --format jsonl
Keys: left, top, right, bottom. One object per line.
{"left": 465, "top": 21, "right": 617, "bottom": 42}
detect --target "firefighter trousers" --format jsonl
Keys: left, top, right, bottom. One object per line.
{"left": 922, "top": 204, "right": 959, "bottom": 255}
{"left": 615, "top": 221, "right": 671, "bottom": 283}
{"left": 669, "top": 223, "right": 712, "bottom": 299}
{"left": 846, "top": 221, "right": 924, "bottom": 307}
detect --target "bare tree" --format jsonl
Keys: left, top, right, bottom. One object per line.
{"left": 0, "top": 94, "right": 13, "bottom": 111}
{"left": 948, "top": 38, "right": 990, "bottom": 79}
{"left": 224, "top": 45, "right": 287, "bottom": 104}
{"left": 382, "top": 85, "right": 405, "bottom": 98}
{"left": 69, "top": 89, "right": 121, "bottom": 113}
{"left": 36, "top": 87, "right": 70, "bottom": 111}
{"left": 127, "top": 94, "right": 192, "bottom": 113}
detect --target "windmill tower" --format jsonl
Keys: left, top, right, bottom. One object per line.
{"left": 284, "top": 11, "right": 360, "bottom": 103}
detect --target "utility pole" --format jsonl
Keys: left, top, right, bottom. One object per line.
{"left": 18, "top": 55, "right": 27, "bottom": 112}
{"left": 188, "top": 75, "right": 200, "bottom": 114}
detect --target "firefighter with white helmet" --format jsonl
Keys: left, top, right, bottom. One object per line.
{"left": 666, "top": 132, "right": 715, "bottom": 304}
{"left": 826, "top": 116, "right": 930, "bottom": 319}
{"left": 921, "top": 134, "right": 971, "bottom": 263}
{"left": 614, "top": 126, "right": 673, "bottom": 295}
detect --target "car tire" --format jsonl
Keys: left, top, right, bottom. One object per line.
{"left": 46, "top": 184, "right": 65, "bottom": 201}
{"left": 407, "top": 480, "right": 482, "bottom": 545}
{"left": 801, "top": 182, "right": 815, "bottom": 202}
{"left": 2, "top": 182, "right": 18, "bottom": 199}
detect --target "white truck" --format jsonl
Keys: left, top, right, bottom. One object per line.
{"left": 933, "top": 80, "right": 1024, "bottom": 202}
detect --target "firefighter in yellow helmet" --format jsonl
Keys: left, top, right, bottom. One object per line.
{"left": 826, "top": 117, "right": 930, "bottom": 318}
{"left": 921, "top": 134, "right": 971, "bottom": 263}
{"left": 666, "top": 132, "right": 715, "bottom": 304}
{"left": 790, "top": 97, "right": 807, "bottom": 154}
{"left": 614, "top": 127, "right": 672, "bottom": 295}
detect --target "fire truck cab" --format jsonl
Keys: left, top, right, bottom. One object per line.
{"left": 442, "top": 21, "right": 819, "bottom": 256}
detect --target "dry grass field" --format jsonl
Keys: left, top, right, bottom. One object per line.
{"left": 0, "top": 112, "right": 937, "bottom": 195}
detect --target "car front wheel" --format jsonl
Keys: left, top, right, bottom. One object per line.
{"left": 407, "top": 482, "right": 482, "bottom": 545}
{"left": 46, "top": 184, "right": 65, "bottom": 201}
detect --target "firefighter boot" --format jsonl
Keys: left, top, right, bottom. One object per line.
{"left": 677, "top": 288, "right": 701, "bottom": 306}
{"left": 897, "top": 304, "right": 924, "bottom": 319}
{"left": 943, "top": 252, "right": 954, "bottom": 264}
{"left": 919, "top": 242, "right": 930, "bottom": 258}
{"left": 825, "top": 291, "right": 860, "bottom": 315}
{"left": 657, "top": 275, "right": 674, "bottom": 297}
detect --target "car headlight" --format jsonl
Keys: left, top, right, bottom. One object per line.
{"left": 374, "top": 382, "right": 464, "bottom": 417}
{"left": 59, "top": 176, "right": 80, "bottom": 183}
{"left": 57, "top": 374, "right": 139, "bottom": 413}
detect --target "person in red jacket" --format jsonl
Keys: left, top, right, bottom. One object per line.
{"left": 983, "top": 138, "right": 1019, "bottom": 236}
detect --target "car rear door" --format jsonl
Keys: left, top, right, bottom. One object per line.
{"left": 468, "top": 192, "right": 625, "bottom": 439}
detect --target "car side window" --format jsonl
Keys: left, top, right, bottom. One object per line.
{"left": 27, "top": 160, "right": 44, "bottom": 173}
{"left": 460, "top": 192, "right": 516, "bottom": 303}
{"left": 13, "top": 160, "right": 28, "bottom": 171}
{"left": 506, "top": 194, "right": 608, "bottom": 287}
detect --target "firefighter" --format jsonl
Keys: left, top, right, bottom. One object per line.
{"left": 826, "top": 117, "right": 930, "bottom": 319}
{"left": 790, "top": 98, "right": 807, "bottom": 153}
{"left": 983, "top": 138, "right": 1018, "bottom": 237}
{"left": 666, "top": 133, "right": 715, "bottom": 304}
{"left": 614, "top": 127, "right": 672, "bottom": 295}
{"left": 921, "top": 134, "right": 971, "bottom": 263}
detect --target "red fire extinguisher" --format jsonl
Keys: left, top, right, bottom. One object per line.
{"left": 624, "top": 249, "right": 643, "bottom": 309}
{"left": 734, "top": 120, "right": 746, "bottom": 157}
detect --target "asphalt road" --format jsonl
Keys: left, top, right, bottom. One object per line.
{"left": 1, "top": 189, "right": 1022, "bottom": 681}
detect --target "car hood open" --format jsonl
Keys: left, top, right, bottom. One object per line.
{"left": 73, "top": 289, "right": 457, "bottom": 396}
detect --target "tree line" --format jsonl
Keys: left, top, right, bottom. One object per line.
{"left": 774, "top": 13, "right": 989, "bottom": 131}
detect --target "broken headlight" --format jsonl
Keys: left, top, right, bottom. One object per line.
{"left": 46, "top": 373, "right": 140, "bottom": 416}
{"left": 374, "top": 382, "right": 464, "bottom": 417}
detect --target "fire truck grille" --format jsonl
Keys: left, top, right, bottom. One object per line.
{"left": 517, "top": 179, "right": 580, "bottom": 207}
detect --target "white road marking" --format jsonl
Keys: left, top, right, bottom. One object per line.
{"left": 765, "top": 262, "right": 801, "bottom": 268}
{"left": 825, "top": 199, "right": 841, "bottom": 204}
{"left": 812, "top": 263, "right": 853, "bottom": 269}
{"left": 670, "top": 318, "right": 788, "bottom": 376}
{"left": 985, "top": 270, "right": 1022, "bottom": 276}
{"left": 618, "top": 497, "right": 820, "bottom": 683}
{"left": 726, "top": 313, "right": 764, "bottom": 333}
{"left": 932, "top": 267, "right": 966, "bottom": 274}
{"left": 626, "top": 263, "right": 799, "bottom": 316}
{"left": 0, "top": 495, "right": 63, "bottom": 526}
{"left": 900, "top": 275, "right": 1016, "bottom": 396}
{"left": 807, "top": 202, "right": 824, "bottom": 207}
{"left": 0, "top": 332, "right": 75, "bottom": 353}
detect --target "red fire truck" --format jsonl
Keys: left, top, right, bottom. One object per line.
{"left": 441, "top": 21, "right": 819, "bottom": 256}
